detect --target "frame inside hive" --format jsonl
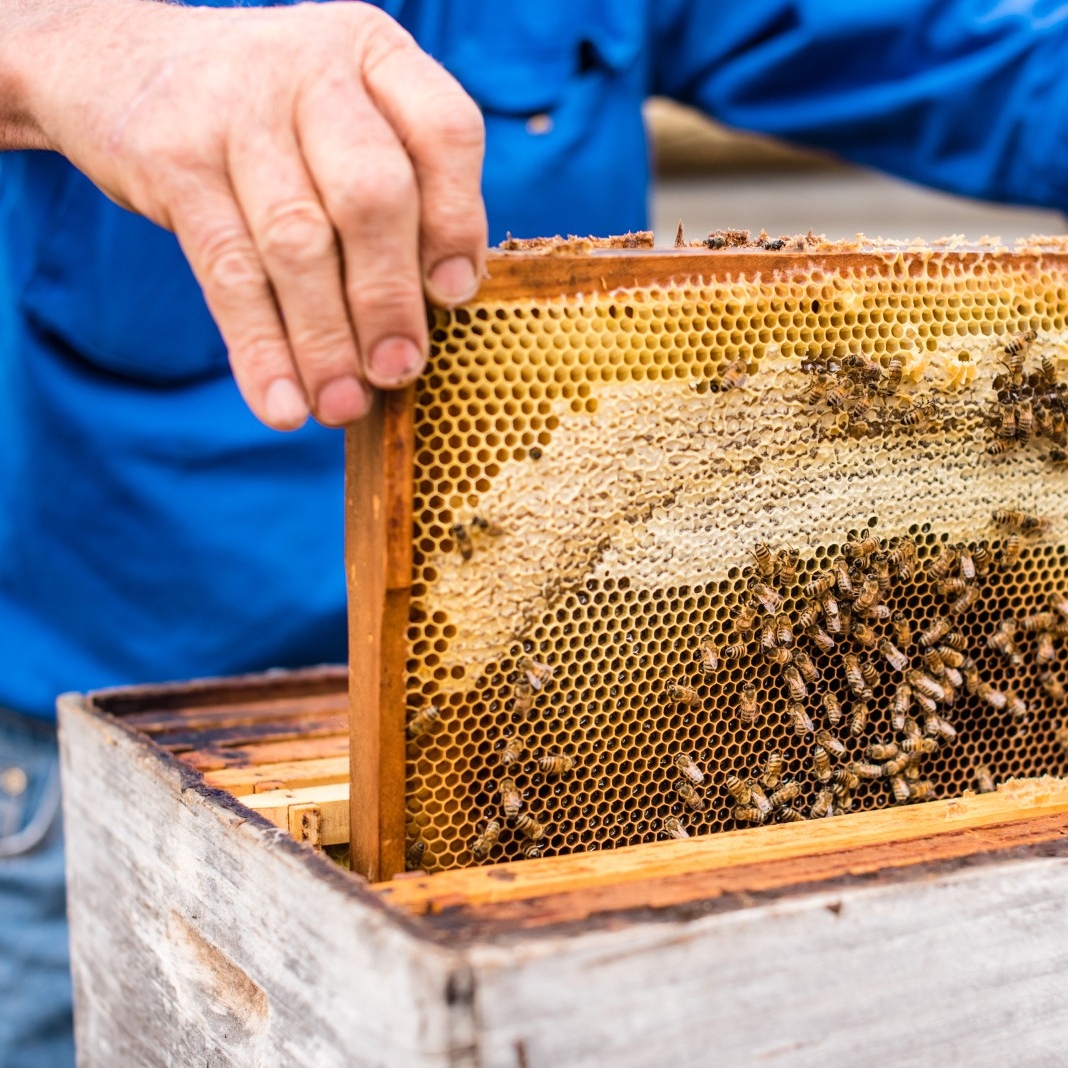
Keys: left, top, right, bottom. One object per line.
{"left": 346, "top": 240, "right": 1068, "bottom": 883}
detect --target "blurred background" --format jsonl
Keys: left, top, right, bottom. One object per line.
{"left": 646, "top": 98, "right": 1064, "bottom": 246}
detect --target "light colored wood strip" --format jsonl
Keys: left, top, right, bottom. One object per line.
{"left": 178, "top": 733, "right": 348, "bottom": 772}
{"left": 202, "top": 756, "right": 349, "bottom": 794}
{"left": 288, "top": 803, "right": 323, "bottom": 851}
{"left": 237, "top": 783, "right": 348, "bottom": 847}
{"left": 374, "top": 776, "right": 1068, "bottom": 912}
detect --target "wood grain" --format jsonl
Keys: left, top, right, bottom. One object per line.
{"left": 347, "top": 388, "right": 413, "bottom": 882}
{"left": 203, "top": 756, "right": 349, "bottom": 795}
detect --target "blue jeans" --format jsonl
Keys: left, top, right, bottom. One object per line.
{"left": 0, "top": 708, "right": 74, "bottom": 1068}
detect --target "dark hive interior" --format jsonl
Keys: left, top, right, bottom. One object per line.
{"left": 402, "top": 244, "right": 1068, "bottom": 874}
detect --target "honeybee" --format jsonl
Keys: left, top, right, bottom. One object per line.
{"left": 976, "top": 682, "right": 1008, "bottom": 710}
{"left": 872, "top": 555, "right": 892, "bottom": 594}
{"left": 408, "top": 704, "right": 442, "bottom": 739}
{"left": 469, "top": 515, "right": 503, "bottom": 537}
{"left": 888, "top": 539, "right": 918, "bottom": 581}
{"left": 825, "top": 379, "right": 855, "bottom": 410}
{"left": 843, "top": 653, "right": 873, "bottom": 699}
{"left": 500, "top": 737, "right": 524, "bottom": 766}
{"left": 721, "top": 357, "right": 750, "bottom": 391}
{"left": 867, "top": 740, "right": 900, "bottom": 761}
{"left": 722, "top": 642, "right": 747, "bottom": 660}
{"left": 749, "top": 783, "right": 774, "bottom": 817}
{"left": 520, "top": 840, "right": 542, "bottom": 860}
{"left": 811, "top": 744, "right": 832, "bottom": 782}
{"left": 901, "top": 400, "right": 936, "bottom": 431}
{"left": 987, "top": 438, "right": 1014, "bottom": 457}
{"left": 923, "top": 648, "right": 946, "bottom": 677}
{"left": 778, "top": 548, "right": 801, "bottom": 586}
{"left": 878, "top": 638, "right": 909, "bottom": 672}
{"left": 852, "top": 623, "right": 878, "bottom": 649}
{"left": 1052, "top": 593, "right": 1068, "bottom": 622}
{"left": 1000, "top": 533, "right": 1022, "bottom": 567}
{"left": 451, "top": 522, "right": 474, "bottom": 561}
{"left": 733, "top": 805, "right": 766, "bottom": 825}
{"left": 821, "top": 594, "right": 842, "bottom": 635}
{"left": 901, "top": 734, "right": 937, "bottom": 754}
{"left": 697, "top": 641, "right": 720, "bottom": 675}
{"left": 891, "top": 612, "right": 912, "bottom": 650}
{"left": 832, "top": 768, "right": 861, "bottom": 792}
{"left": 732, "top": 601, "right": 760, "bottom": 633}
{"left": 725, "top": 773, "right": 752, "bottom": 804}
{"left": 885, "top": 355, "right": 904, "bottom": 391}
{"left": 676, "top": 780, "right": 709, "bottom": 812}
{"left": 738, "top": 682, "right": 759, "bottom": 726}
{"left": 948, "top": 586, "right": 980, "bottom": 617}
{"left": 765, "top": 647, "right": 793, "bottom": 667}
{"left": 993, "top": 508, "right": 1030, "bottom": 529}
{"left": 760, "top": 751, "right": 784, "bottom": 790}
{"left": 891, "top": 682, "right": 912, "bottom": 731}
{"left": 783, "top": 664, "right": 808, "bottom": 701}
{"left": 793, "top": 650, "right": 819, "bottom": 683}
{"left": 749, "top": 540, "right": 778, "bottom": 578}
{"left": 777, "top": 807, "right": 807, "bottom": 822}
{"left": 822, "top": 691, "right": 844, "bottom": 726}
{"left": 1041, "top": 671, "right": 1068, "bottom": 703}
{"left": 1020, "top": 611, "right": 1057, "bottom": 632}
{"left": 750, "top": 580, "right": 783, "bottom": 615}
{"left": 512, "top": 678, "right": 535, "bottom": 716}
{"left": 499, "top": 778, "right": 523, "bottom": 818}
{"left": 662, "top": 816, "right": 690, "bottom": 840}
{"left": 1036, "top": 631, "right": 1057, "bottom": 665}
{"left": 796, "top": 601, "right": 822, "bottom": 632}
{"left": 471, "top": 818, "right": 502, "bottom": 861}
{"left": 936, "top": 645, "right": 965, "bottom": 669}
{"left": 667, "top": 682, "right": 700, "bottom": 706}
{"left": 761, "top": 619, "right": 779, "bottom": 652}
{"left": 1056, "top": 726, "right": 1068, "bottom": 754}
{"left": 987, "top": 624, "right": 1022, "bottom": 666}
{"left": 889, "top": 775, "right": 912, "bottom": 803}
{"left": 908, "top": 779, "right": 936, "bottom": 802}
{"left": 972, "top": 543, "right": 993, "bottom": 575}
{"left": 539, "top": 752, "right": 575, "bottom": 776}
{"left": 804, "top": 573, "right": 836, "bottom": 599}
{"left": 834, "top": 559, "right": 856, "bottom": 599}
{"left": 850, "top": 761, "right": 885, "bottom": 780}
{"left": 845, "top": 534, "right": 880, "bottom": 564}
{"left": 815, "top": 728, "right": 847, "bottom": 757}
{"left": 919, "top": 616, "right": 953, "bottom": 647}
{"left": 1003, "top": 327, "right": 1037, "bottom": 364}
{"left": 936, "top": 577, "right": 968, "bottom": 596}
{"left": 854, "top": 579, "right": 881, "bottom": 614}
{"left": 788, "top": 701, "right": 815, "bottom": 736}
{"left": 512, "top": 812, "right": 545, "bottom": 840}
{"left": 519, "top": 657, "right": 553, "bottom": 691}
{"left": 1006, "top": 691, "right": 1028, "bottom": 722}
{"left": 907, "top": 669, "right": 945, "bottom": 702}
{"left": 769, "top": 781, "right": 801, "bottom": 808}
{"left": 848, "top": 702, "right": 870, "bottom": 737}
{"left": 1016, "top": 398, "right": 1035, "bottom": 444}
{"left": 913, "top": 690, "right": 938, "bottom": 716}
{"left": 775, "top": 614, "right": 796, "bottom": 649}
{"left": 1041, "top": 355, "right": 1059, "bottom": 385}
{"left": 674, "top": 752, "right": 704, "bottom": 786}
{"left": 974, "top": 765, "right": 996, "bottom": 794}
{"left": 405, "top": 840, "right": 426, "bottom": 870}
{"left": 810, "top": 789, "right": 835, "bottom": 818}
{"left": 942, "top": 630, "right": 968, "bottom": 651}
{"left": 807, "top": 625, "right": 836, "bottom": 654}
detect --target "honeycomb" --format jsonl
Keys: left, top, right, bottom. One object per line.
{"left": 401, "top": 239, "right": 1068, "bottom": 874}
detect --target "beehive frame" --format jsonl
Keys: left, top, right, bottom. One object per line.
{"left": 347, "top": 240, "right": 1068, "bottom": 883}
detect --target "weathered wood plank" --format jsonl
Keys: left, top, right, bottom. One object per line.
{"left": 375, "top": 776, "right": 1068, "bottom": 913}
{"left": 178, "top": 732, "right": 349, "bottom": 772}
{"left": 203, "top": 755, "right": 349, "bottom": 794}
{"left": 59, "top": 693, "right": 475, "bottom": 1068}
{"left": 123, "top": 691, "right": 348, "bottom": 734}
{"left": 236, "top": 783, "right": 349, "bottom": 846}
{"left": 152, "top": 711, "right": 347, "bottom": 753}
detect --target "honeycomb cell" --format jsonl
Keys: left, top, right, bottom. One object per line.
{"left": 402, "top": 247, "right": 1068, "bottom": 872}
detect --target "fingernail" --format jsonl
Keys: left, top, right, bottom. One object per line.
{"left": 428, "top": 256, "right": 478, "bottom": 305}
{"left": 264, "top": 378, "right": 309, "bottom": 430}
{"left": 317, "top": 375, "right": 371, "bottom": 425}
{"left": 369, "top": 337, "right": 423, "bottom": 385}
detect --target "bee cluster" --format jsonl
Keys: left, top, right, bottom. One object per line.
{"left": 986, "top": 330, "right": 1068, "bottom": 463}
{"left": 409, "top": 655, "right": 575, "bottom": 866}
{"left": 665, "top": 511, "right": 1068, "bottom": 836}
{"left": 798, "top": 349, "right": 930, "bottom": 439}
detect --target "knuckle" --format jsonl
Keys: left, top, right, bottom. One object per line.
{"left": 198, "top": 231, "right": 264, "bottom": 295}
{"left": 347, "top": 277, "right": 420, "bottom": 320}
{"left": 231, "top": 336, "right": 290, "bottom": 380}
{"left": 257, "top": 200, "right": 335, "bottom": 269}
{"left": 334, "top": 163, "right": 416, "bottom": 222}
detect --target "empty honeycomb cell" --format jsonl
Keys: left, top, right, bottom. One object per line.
{"left": 401, "top": 247, "right": 1068, "bottom": 872}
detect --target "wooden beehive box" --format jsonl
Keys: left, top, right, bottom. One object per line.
{"left": 62, "top": 238, "right": 1068, "bottom": 1065}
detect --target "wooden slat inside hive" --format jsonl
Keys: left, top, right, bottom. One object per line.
{"left": 348, "top": 239, "right": 1068, "bottom": 883}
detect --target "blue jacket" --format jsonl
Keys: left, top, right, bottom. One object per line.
{"left": 2, "top": 0, "right": 1067, "bottom": 718}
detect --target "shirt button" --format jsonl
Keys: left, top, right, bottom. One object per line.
{"left": 0, "top": 766, "right": 28, "bottom": 797}
{"left": 526, "top": 113, "right": 553, "bottom": 136}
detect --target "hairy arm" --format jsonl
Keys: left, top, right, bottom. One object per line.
{"left": 0, "top": 0, "right": 487, "bottom": 428}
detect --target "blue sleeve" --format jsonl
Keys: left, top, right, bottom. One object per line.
{"left": 652, "top": 0, "right": 1068, "bottom": 213}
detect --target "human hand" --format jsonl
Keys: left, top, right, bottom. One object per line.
{"left": 5, "top": 0, "right": 486, "bottom": 428}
